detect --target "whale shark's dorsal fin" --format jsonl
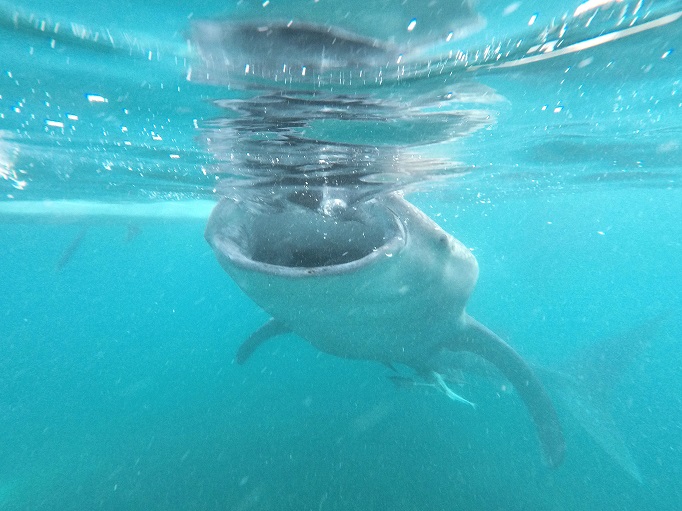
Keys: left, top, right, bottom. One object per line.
{"left": 444, "top": 315, "right": 566, "bottom": 468}
{"left": 236, "top": 318, "right": 291, "bottom": 364}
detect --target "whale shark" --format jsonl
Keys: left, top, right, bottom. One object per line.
{"left": 205, "top": 192, "right": 566, "bottom": 468}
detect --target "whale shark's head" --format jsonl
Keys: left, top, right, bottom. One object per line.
{"left": 205, "top": 195, "right": 406, "bottom": 277}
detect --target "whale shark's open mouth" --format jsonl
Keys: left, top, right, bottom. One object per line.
{"left": 206, "top": 198, "right": 406, "bottom": 275}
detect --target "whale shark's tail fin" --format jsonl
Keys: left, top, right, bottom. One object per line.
{"left": 540, "top": 314, "right": 666, "bottom": 483}
{"left": 542, "top": 367, "right": 644, "bottom": 482}
{"left": 445, "top": 315, "right": 566, "bottom": 468}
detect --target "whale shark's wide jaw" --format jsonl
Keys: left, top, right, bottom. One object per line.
{"left": 206, "top": 198, "right": 406, "bottom": 277}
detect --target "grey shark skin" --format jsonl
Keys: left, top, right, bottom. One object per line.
{"left": 205, "top": 192, "right": 566, "bottom": 467}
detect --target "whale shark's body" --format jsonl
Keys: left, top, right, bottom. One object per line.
{"left": 205, "top": 192, "right": 566, "bottom": 467}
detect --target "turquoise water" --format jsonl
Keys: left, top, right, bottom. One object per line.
{"left": 1, "top": 1, "right": 681, "bottom": 510}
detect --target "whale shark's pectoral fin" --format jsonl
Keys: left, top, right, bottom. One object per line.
{"left": 444, "top": 315, "right": 566, "bottom": 468}
{"left": 383, "top": 362, "right": 399, "bottom": 373}
{"left": 236, "top": 318, "right": 291, "bottom": 364}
